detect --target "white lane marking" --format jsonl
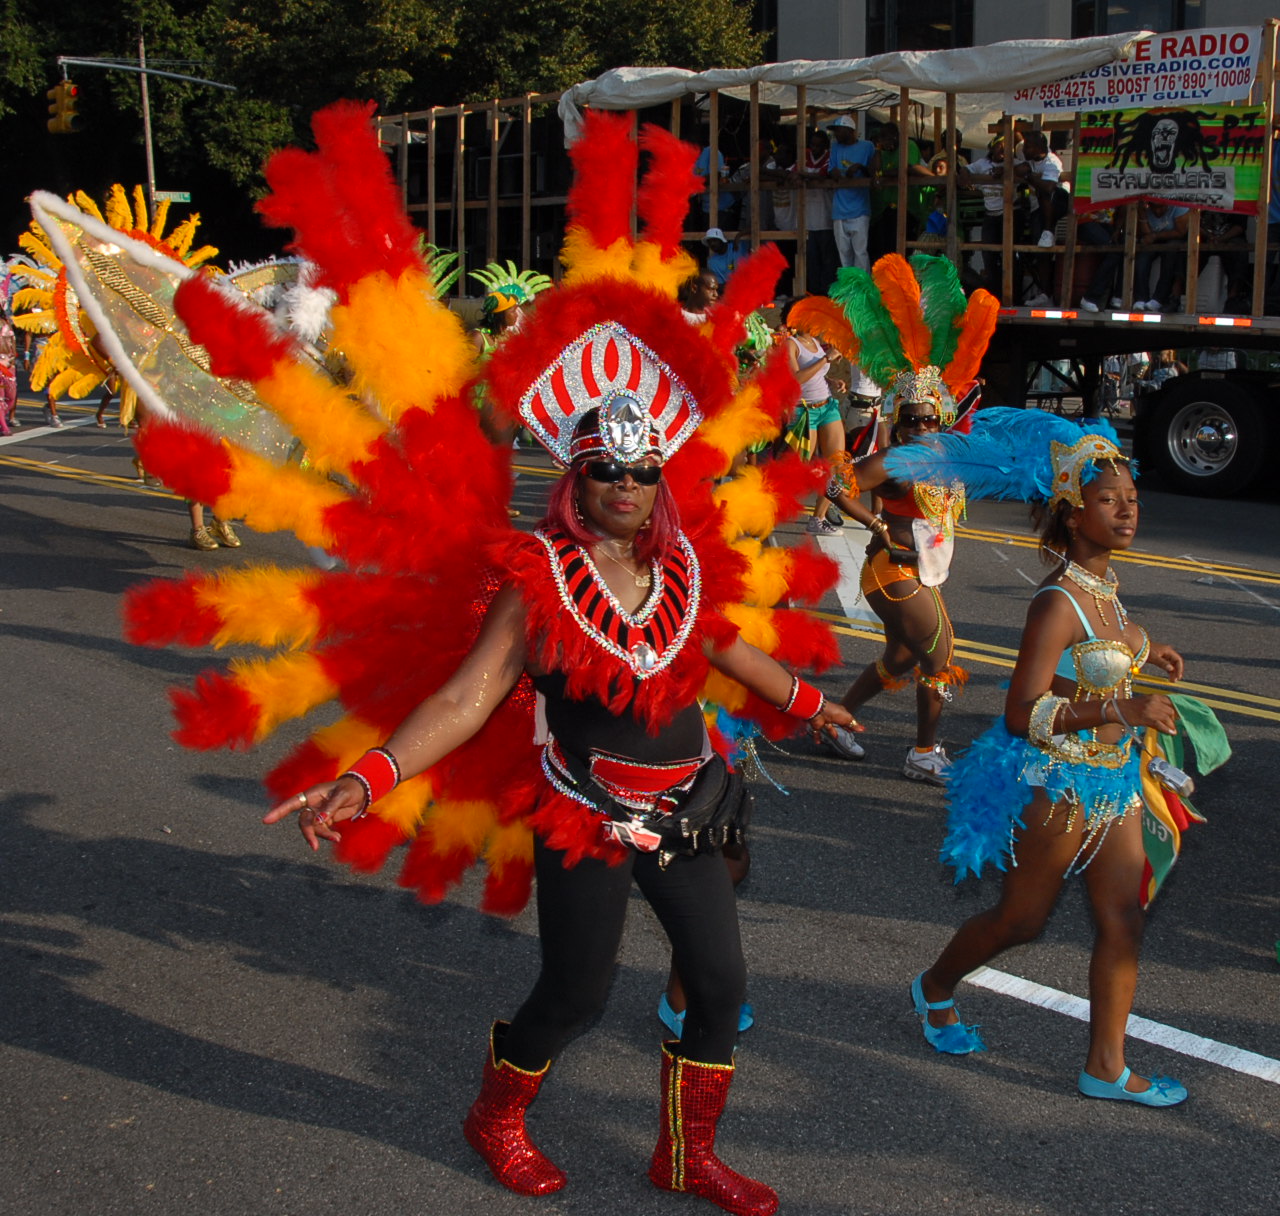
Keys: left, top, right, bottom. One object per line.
{"left": 1179, "top": 552, "right": 1280, "bottom": 614}
{"left": 0, "top": 416, "right": 97, "bottom": 445}
{"left": 1014, "top": 568, "right": 1037, "bottom": 585}
{"left": 967, "top": 965, "right": 1280, "bottom": 1085}
{"left": 813, "top": 523, "right": 879, "bottom": 625}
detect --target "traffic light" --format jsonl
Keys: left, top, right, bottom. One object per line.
{"left": 46, "top": 80, "right": 80, "bottom": 135}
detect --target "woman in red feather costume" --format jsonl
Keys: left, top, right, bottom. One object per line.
{"left": 238, "top": 111, "right": 853, "bottom": 1216}
{"left": 270, "top": 396, "right": 851, "bottom": 1216}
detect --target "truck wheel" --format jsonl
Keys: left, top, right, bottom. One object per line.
{"left": 1146, "top": 379, "right": 1269, "bottom": 496}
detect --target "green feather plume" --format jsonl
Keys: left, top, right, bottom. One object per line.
{"left": 830, "top": 266, "right": 906, "bottom": 388}
{"left": 910, "top": 253, "right": 967, "bottom": 371}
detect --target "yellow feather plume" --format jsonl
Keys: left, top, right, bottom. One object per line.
{"left": 629, "top": 242, "right": 697, "bottom": 299}
{"left": 151, "top": 199, "right": 172, "bottom": 240}
{"left": 731, "top": 540, "right": 792, "bottom": 608}
{"left": 699, "top": 381, "right": 777, "bottom": 467}
{"left": 720, "top": 601, "right": 781, "bottom": 652}
{"left": 72, "top": 191, "right": 104, "bottom": 223}
{"left": 67, "top": 368, "right": 106, "bottom": 399}
{"left": 419, "top": 799, "right": 498, "bottom": 855}
{"left": 369, "top": 775, "right": 435, "bottom": 834}
{"left": 227, "top": 652, "right": 339, "bottom": 742}
{"left": 701, "top": 669, "right": 749, "bottom": 713}
{"left": 559, "top": 231, "right": 637, "bottom": 286}
{"left": 332, "top": 271, "right": 474, "bottom": 424}
{"left": 185, "top": 243, "right": 219, "bottom": 269}
{"left": 220, "top": 447, "right": 348, "bottom": 549}
{"left": 132, "top": 186, "right": 149, "bottom": 232}
{"left": 48, "top": 368, "right": 80, "bottom": 398}
{"left": 11, "top": 287, "right": 53, "bottom": 317}
{"left": 18, "top": 233, "right": 59, "bottom": 272}
{"left": 193, "top": 566, "right": 326, "bottom": 650}
{"left": 30, "top": 343, "right": 60, "bottom": 389}
{"left": 311, "top": 716, "right": 383, "bottom": 763}
{"left": 484, "top": 819, "right": 534, "bottom": 871}
{"left": 105, "top": 184, "right": 132, "bottom": 231}
{"left": 257, "top": 361, "right": 385, "bottom": 475}
{"left": 712, "top": 466, "right": 780, "bottom": 540}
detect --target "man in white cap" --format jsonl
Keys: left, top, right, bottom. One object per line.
{"left": 702, "top": 227, "right": 740, "bottom": 285}
{"left": 826, "top": 114, "right": 874, "bottom": 271}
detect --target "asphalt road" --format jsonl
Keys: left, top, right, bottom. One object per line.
{"left": 2, "top": 395, "right": 1277, "bottom": 1216}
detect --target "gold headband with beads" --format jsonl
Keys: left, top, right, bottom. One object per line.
{"left": 1049, "top": 434, "right": 1125, "bottom": 507}
{"left": 886, "top": 366, "right": 956, "bottom": 426}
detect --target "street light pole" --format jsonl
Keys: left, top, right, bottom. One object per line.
{"left": 139, "top": 30, "right": 157, "bottom": 213}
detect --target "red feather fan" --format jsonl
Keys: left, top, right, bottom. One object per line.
{"left": 175, "top": 273, "right": 297, "bottom": 381}
{"left": 637, "top": 125, "right": 701, "bottom": 256}
{"left": 565, "top": 111, "right": 638, "bottom": 251}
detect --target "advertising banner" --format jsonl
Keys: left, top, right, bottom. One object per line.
{"left": 1007, "top": 27, "right": 1260, "bottom": 114}
{"left": 1072, "top": 103, "right": 1267, "bottom": 214}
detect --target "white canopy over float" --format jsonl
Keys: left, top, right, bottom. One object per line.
{"left": 558, "top": 31, "right": 1152, "bottom": 139}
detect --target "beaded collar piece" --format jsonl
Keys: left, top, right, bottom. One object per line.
{"left": 536, "top": 527, "right": 701, "bottom": 678}
{"left": 1062, "top": 559, "right": 1128, "bottom": 629}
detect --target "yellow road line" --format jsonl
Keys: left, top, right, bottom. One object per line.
{"left": 0, "top": 453, "right": 175, "bottom": 498}
{"left": 817, "top": 611, "right": 1279, "bottom": 722}
{"left": 960, "top": 525, "right": 1280, "bottom": 585}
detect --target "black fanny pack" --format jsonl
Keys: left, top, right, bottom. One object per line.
{"left": 552, "top": 748, "right": 753, "bottom": 867}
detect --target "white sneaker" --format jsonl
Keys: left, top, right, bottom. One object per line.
{"left": 806, "top": 516, "right": 839, "bottom": 536}
{"left": 903, "top": 745, "right": 951, "bottom": 786}
{"left": 1079, "top": 297, "right": 1100, "bottom": 313}
{"left": 823, "top": 723, "right": 866, "bottom": 760}
{"left": 1141, "top": 299, "right": 1162, "bottom": 312}
{"left": 1037, "top": 231, "right": 1055, "bottom": 247}
{"left": 1023, "top": 291, "right": 1052, "bottom": 308}
{"left": 1110, "top": 297, "right": 1124, "bottom": 309}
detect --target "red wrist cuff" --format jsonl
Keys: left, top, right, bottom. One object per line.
{"left": 779, "top": 676, "right": 825, "bottom": 720}
{"left": 342, "top": 747, "right": 401, "bottom": 809}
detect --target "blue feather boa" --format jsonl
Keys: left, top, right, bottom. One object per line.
{"left": 883, "top": 408, "right": 1120, "bottom": 503}
{"left": 941, "top": 716, "right": 1143, "bottom": 882}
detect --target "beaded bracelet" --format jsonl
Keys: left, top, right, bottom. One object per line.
{"left": 341, "top": 746, "right": 401, "bottom": 816}
{"left": 779, "top": 675, "right": 826, "bottom": 721}
{"left": 1028, "top": 692, "right": 1069, "bottom": 748}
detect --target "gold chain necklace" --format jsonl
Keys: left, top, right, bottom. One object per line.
{"left": 594, "top": 541, "right": 652, "bottom": 589}
{"left": 1061, "top": 559, "right": 1126, "bottom": 628}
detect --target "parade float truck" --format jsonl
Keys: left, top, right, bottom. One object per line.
{"left": 380, "top": 20, "right": 1280, "bottom": 496}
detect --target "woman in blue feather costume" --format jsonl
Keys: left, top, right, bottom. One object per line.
{"left": 902, "top": 418, "right": 1192, "bottom": 1107}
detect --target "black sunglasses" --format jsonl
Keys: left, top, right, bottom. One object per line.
{"left": 583, "top": 460, "right": 663, "bottom": 486}
{"left": 899, "top": 414, "right": 941, "bottom": 429}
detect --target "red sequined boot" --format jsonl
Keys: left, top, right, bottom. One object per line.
{"left": 648, "top": 1042, "right": 778, "bottom": 1216}
{"left": 462, "top": 1022, "right": 566, "bottom": 1196}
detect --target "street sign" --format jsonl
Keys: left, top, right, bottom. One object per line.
{"left": 154, "top": 190, "right": 191, "bottom": 202}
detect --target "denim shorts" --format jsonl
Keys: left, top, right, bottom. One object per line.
{"left": 798, "top": 397, "right": 843, "bottom": 429}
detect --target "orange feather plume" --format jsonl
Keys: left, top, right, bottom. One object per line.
{"left": 944, "top": 289, "right": 1000, "bottom": 391}
{"left": 872, "top": 256, "right": 930, "bottom": 369}
{"left": 785, "top": 297, "right": 859, "bottom": 363}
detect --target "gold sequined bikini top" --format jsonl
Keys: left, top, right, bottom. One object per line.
{"left": 1038, "top": 585, "right": 1148, "bottom": 698}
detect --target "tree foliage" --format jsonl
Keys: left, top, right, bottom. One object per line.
{"left": 1, "top": 0, "right": 766, "bottom": 250}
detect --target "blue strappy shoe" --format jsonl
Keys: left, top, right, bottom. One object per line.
{"left": 910, "top": 972, "right": 986, "bottom": 1055}
{"left": 1078, "top": 1066, "right": 1187, "bottom": 1107}
{"left": 657, "top": 993, "right": 754, "bottom": 1039}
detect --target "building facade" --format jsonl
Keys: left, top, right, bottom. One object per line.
{"left": 774, "top": 1, "right": 1270, "bottom": 61}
